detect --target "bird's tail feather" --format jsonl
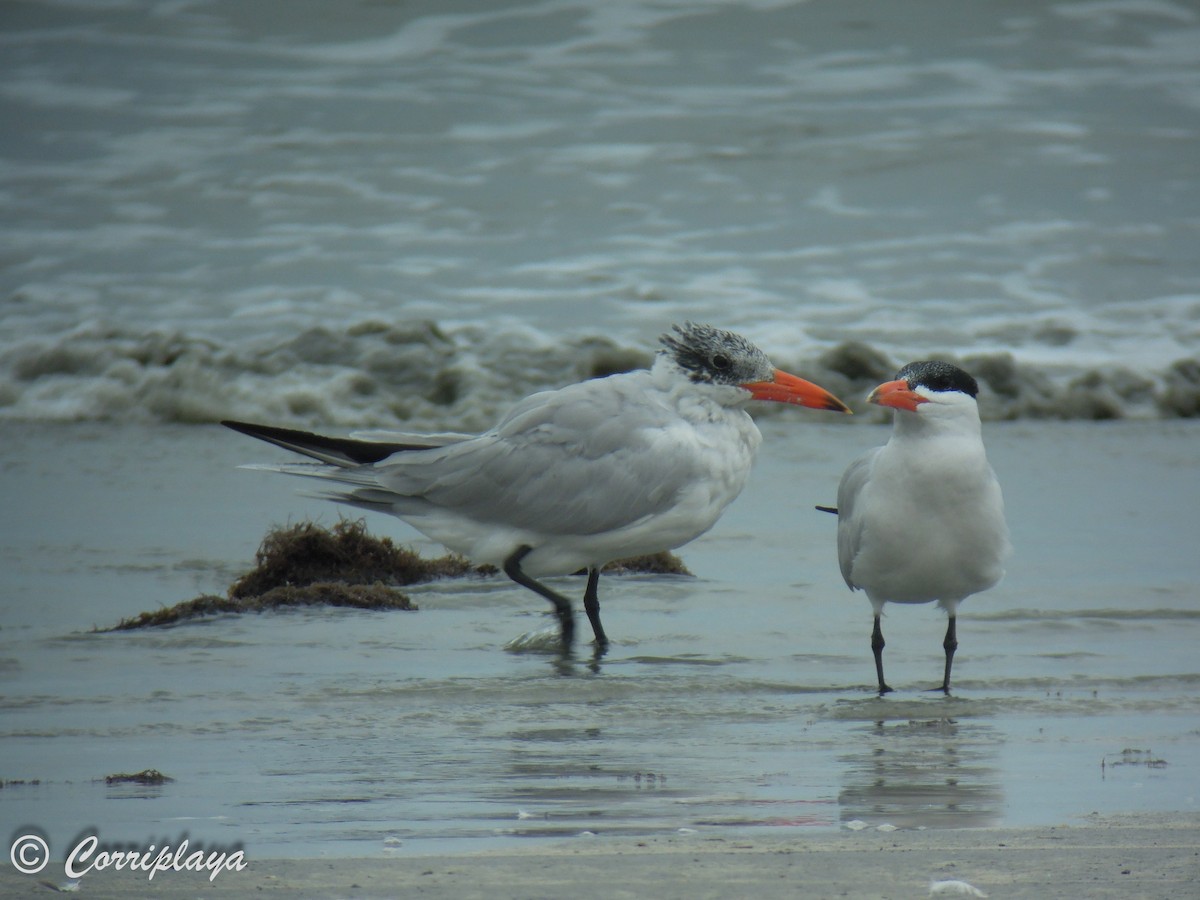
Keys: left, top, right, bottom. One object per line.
{"left": 239, "top": 462, "right": 381, "bottom": 488}
{"left": 237, "top": 463, "right": 409, "bottom": 513}
{"left": 309, "top": 489, "right": 404, "bottom": 513}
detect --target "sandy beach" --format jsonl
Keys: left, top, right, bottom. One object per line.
{"left": 3, "top": 812, "right": 1196, "bottom": 899}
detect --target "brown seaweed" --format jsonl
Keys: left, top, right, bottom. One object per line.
{"left": 97, "top": 518, "right": 690, "bottom": 631}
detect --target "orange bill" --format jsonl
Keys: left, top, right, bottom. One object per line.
{"left": 868, "top": 378, "right": 927, "bottom": 412}
{"left": 745, "top": 369, "right": 851, "bottom": 413}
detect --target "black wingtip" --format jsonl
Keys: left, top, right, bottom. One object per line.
{"left": 221, "top": 419, "right": 257, "bottom": 436}
{"left": 815, "top": 505, "right": 839, "bottom": 515}
{"left": 220, "top": 419, "right": 424, "bottom": 465}
{"left": 221, "top": 419, "right": 303, "bottom": 445}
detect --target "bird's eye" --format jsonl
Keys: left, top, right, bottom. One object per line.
{"left": 711, "top": 354, "right": 731, "bottom": 371}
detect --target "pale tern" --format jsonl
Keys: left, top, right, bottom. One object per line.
{"left": 224, "top": 323, "right": 850, "bottom": 655}
{"left": 827, "top": 360, "right": 1010, "bottom": 694}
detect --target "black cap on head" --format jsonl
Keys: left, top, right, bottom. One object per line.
{"left": 896, "top": 360, "right": 979, "bottom": 398}
{"left": 659, "top": 322, "right": 772, "bottom": 386}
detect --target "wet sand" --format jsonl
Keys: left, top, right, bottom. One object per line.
{"left": 2, "top": 420, "right": 1199, "bottom": 891}
{"left": 4, "top": 812, "right": 1197, "bottom": 899}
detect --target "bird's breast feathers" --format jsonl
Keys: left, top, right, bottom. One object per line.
{"left": 839, "top": 440, "right": 1010, "bottom": 603}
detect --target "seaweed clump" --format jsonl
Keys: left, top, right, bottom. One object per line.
{"left": 103, "top": 582, "right": 418, "bottom": 631}
{"left": 105, "top": 769, "right": 173, "bottom": 786}
{"left": 228, "top": 518, "right": 478, "bottom": 598}
{"left": 601, "top": 552, "right": 691, "bottom": 576}
{"left": 100, "top": 519, "right": 476, "bottom": 631}
{"left": 99, "top": 519, "right": 691, "bottom": 631}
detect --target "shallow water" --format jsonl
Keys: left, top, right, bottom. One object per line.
{"left": 1, "top": 420, "right": 1197, "bottom": 858}
{"left": 2, "top": 0, "right": 1199, "bottom": 425}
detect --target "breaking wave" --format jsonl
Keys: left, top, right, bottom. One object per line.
{"left": 1, "top": 318, "right": 1197, "bottom": 428}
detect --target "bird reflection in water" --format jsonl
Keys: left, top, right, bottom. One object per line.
{"left": 837, "top": 717, "right": 1003, "bottom": 829}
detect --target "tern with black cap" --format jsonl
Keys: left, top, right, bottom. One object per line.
{"left": 826, "top": 360, "right": 1010, "bottom": 694}
{"left": 225, "top": 323, "right": 850, "bottom": 656}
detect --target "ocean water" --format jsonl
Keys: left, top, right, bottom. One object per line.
{"left": 2, "top": 0, "right": 1200, "bottom": 428}
{"left": 1, "top": 419, "right": 1197, "bottom": 858}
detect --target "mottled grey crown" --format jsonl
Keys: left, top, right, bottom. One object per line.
{"left": 897, "top": 360, "right": 979, "bottom": 398}
{"left": 659, "top": 322, "right": 773, "bottom": 386}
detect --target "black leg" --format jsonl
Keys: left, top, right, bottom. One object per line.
{"left": 939, "top": 615, "right": 958, "bottom": 695}
{"left": 582, "top": 567, "right": 609, "bottom": 652}
{"left": 871, "top": 615, "right": 893, "bottom": 695}
{"left": 503, "top": 546, "right": 575, "bottom": 654}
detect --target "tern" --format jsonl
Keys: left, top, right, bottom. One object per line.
{"left": 224, "top": 323, "right": 850, "bottom": 655}
{"left": 827, "top": 360, "right": 1010, "bottom": 694}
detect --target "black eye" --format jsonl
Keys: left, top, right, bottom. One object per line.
{"left": 711, "top": 354, "right": 731, "bottom": 371}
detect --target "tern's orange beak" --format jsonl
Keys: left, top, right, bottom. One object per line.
{"left": 868, "top": 378, "right": 927, "bottom": 412}
{"left": 745, "top": 369, "right": 851, "bottom": 413}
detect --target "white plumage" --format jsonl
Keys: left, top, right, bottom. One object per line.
{"left": 833, "top": 360, "right": 1010, "bottom": 693}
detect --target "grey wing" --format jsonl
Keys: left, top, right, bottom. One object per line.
{"left": 835, "top": 447, "right": 880, "bottom": 590}
{"left": 374, "top": 377, "right": 696, "bottom": 535}
{"left": 349, "top": 429, "right": 474, "bottom": 449}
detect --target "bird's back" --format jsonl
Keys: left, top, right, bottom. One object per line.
{"left": 338, "top": 368, "right": 763, "bottom": 571}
